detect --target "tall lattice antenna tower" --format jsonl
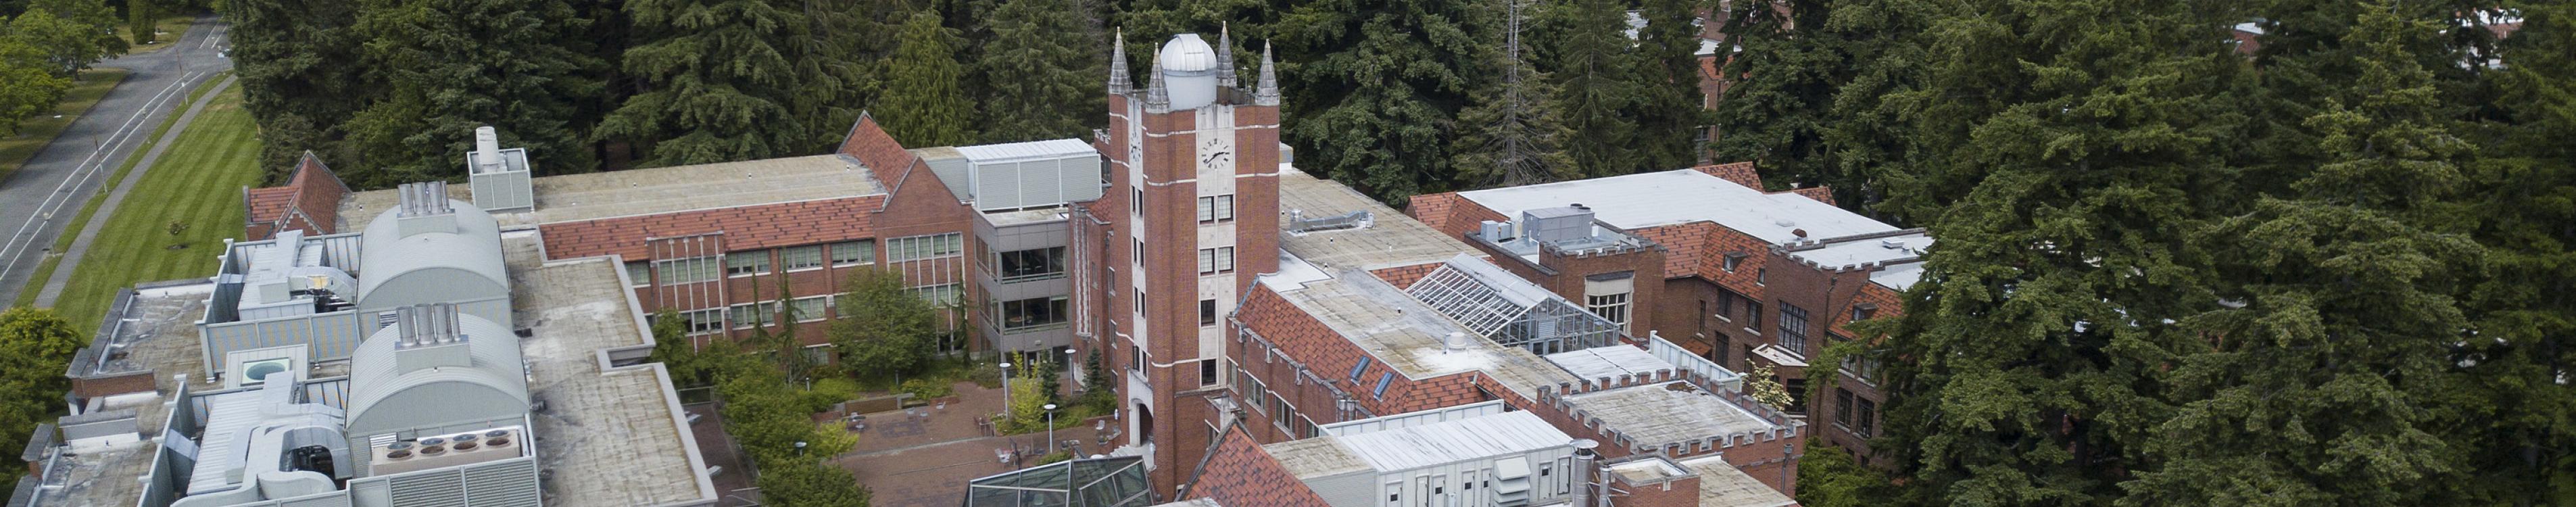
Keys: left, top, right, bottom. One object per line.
{"left": 1499, "top": 0, "right": 1529, "bottom": 182}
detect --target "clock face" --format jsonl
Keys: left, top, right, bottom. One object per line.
{"left": 1200, "top": 137, "right": 1233, "bottom": 170}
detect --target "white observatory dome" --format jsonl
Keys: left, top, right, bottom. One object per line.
{"left": 1157, "top": 34, "right": 1219, "bottom": 74}
{"left": 1157, "top": 34, "right": 1221, "bottom": 110}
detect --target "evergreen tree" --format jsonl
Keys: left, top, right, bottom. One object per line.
{"left": 2126, "top": 8, "right": 2479, "bottom": 504}
{"left": 2452, "top": 0, "right": 2576, "bottom": 502}
{"left": 1546, "top": 0, "right": 1637, "bottom": 178}
{"left": 222, "top": 0, "right": 368, "bottom": 178}
{"left": 785, "top": 0, "right": 872, "bottom": 153}
{"left": 975, "top": 0, "right": 1102, "bottom": 143}
{"left": 1626, "top": 0, "right": 1703, "bottom": 170}
{"left": 0, "top": 308, "right": 84, "bottom": 473}
{"left": 1872, "top": 0, "right": 2247, "bottom": 502}
{"left": 597, "top": 0, "right": 804, "bottom": 166}
{"left": 1450, "top": 0, "right": 1572, "bottom": 187}
{"left": 344, "top": 0, "right": 606, "bottom": 185}
{"left": 1272, "top": 0, "right": 1490, "bottom": 203}
{"left": 124, "top": 0, "right": 148, "bottom": 45}
{"left": 1709, "top": 0, "right": 1826, "bottom": 189}
{"left": 877, "top": 9, "right": 974, "bottom": 147}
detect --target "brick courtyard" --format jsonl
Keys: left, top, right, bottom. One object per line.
{"left": 830, "top": 380, "right": 1120, "bottom": 507}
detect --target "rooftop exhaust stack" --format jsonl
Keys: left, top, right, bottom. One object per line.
{"left": 390, "top": 304, "right": 472, "bottom": 373}
{"left": 395, "top": 181, "right": 458, "bottom": 237}
{"left": 465, "top": 126, "right": 535, "bottom": 212}
{"left": 1570, "top": 439, "right": 1601, "bottom": 507}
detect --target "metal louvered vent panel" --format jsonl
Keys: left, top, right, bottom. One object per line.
{"left": 389, "top": 469, "right": 469, "bottom": 507}
{"left": 462, "top": 460, "right": 543, "bottom": 507}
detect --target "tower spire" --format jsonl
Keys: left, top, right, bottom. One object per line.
{"left": 1109, "top": 28, "right": 1131, "bottom": 95}
{"left": 1217, "top": 22, "right": 1238, "bottom": 88}
{"left": 1146, "top": 51, "right": 1171, "bottom": 112}
{"left": 1255, "top": 41, "right": 1280, "bottom": 106}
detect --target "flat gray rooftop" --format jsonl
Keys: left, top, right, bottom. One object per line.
{"left": 1458, "top": 170, "right": 1897, "bottom": 245}
{"left": 1278, "top": 167, "right": 1479, "bottom": 272}
{"left": 982, "top": 206, "right": 1073, "bottom": 227}
{"left": 1780, "top": 231, "right": 1933, "bottom": 291}
{"left": 341, "top": 154, "right": 883, "bottom": 230}
{"left": 30, "top": 284, "right": 206, "bottom": 507}
{"left": 1680, "top": 455, "right": 1797, "bottom": 507}
{"left": 504, "top": 230, "right": 716, "bottom": 507}
{"left": 1263, "top": 437, "right": 1368, "bottom": 481}
{"left": 1561, "top": 381, "right": 1779, "bottom": 450}
{"left": 1263, "top": 265, "right": 1578, "bottom": 400}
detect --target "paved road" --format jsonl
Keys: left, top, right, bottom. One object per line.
{"left": 0, "top": 16, "right": 232, "bottom": 302}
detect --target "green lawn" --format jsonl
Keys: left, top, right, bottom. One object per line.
{"left": 0, "top": 68, "right": 132, "bottom": 182}
{"left": 122, "top": 16, "right": 197, "bottom": 55}
{"left": 10, "top": 74, "right": 226, "bottom": 308}
{"left": 45, "top": 86, "right": 260, "bottom": 331}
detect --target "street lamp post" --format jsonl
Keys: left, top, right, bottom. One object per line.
{"left": 1000, "top": 362, "right": 1015, "bottom": 418}
{"left": 1043, "top": 404, "right": 1059, "bottom": 454}
{"left": 794, "top": 441, "right": 807, "bottom": 457}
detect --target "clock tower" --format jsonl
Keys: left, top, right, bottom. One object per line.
{"left": 1094, "top": 27, "right": 1284, "bottom": 492}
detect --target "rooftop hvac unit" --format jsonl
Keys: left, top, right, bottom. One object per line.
{"left": 466, "top": 126, "right": 536, "bottom": 212}
{"left": 368, "top": 427, "right": 523, "bottom": 476}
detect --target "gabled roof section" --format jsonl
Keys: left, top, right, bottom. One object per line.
{"left": 1457, "top": 169, "right": 1895, "bottom": 245}
{"left": 837, "top": 112, "right": 920, "bottom": 187}
{"left": 1188, "top": 427, "right": 1330, "bottom": 507}
{"left": 243, "top": 151, "right": 353, "bottom": 237}
{"left": 1692, "top": 162, "right": 1762, "bottom": 189}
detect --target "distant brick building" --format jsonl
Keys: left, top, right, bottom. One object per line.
{"left": 1412, "top": 163, "right": 1923, "bottom": 465}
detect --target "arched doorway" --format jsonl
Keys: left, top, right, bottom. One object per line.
{"left": 1132, "top": 403, "right": 1155, "bottom": 446}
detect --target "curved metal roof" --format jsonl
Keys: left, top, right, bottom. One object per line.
{"left": 354, "top": 198, "right": 508, "bottom": 306}
{"left": 345, "top": 312, "right": 528, "bottom": 433}
{"left": 1158, "top": 34, "right": 1217, "bottom": 73}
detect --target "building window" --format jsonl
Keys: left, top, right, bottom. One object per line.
{"left": 831, "top": 239, "right": 877, "bottom": 266}
{"left": 1756, "top": 267, "right": 1766, "bottom": 285}
{"left": 1198, "top": 247, "right": 1236, "bottom": 274}
{"left": 1778, "top": 302, "right": 1810, "bottom": 355}
{"left": 780, "top": 245, "right": 825, "bottom": 271}
{"left": 792, "top": 295, "right": 830, "bottom": 322}
{"left": 996, "top": 247, "right": 1067, "bottom": 282}
{"left": 1197, "top": 195, "right": 1236, "bottom": 223}
{"left": 888, "top": 233, "right": 964, "bottom": 262}
{"left": 1837, "top": 335, "right": 1882, "bottom": 385}
{"left": 656, "top": 256, "right": 719, "bottom": 285}
{"left": 625, "top": 261, "right": 651, "bottom": 287}
{"left": 1200, "top": 360, "right": 1219, "bottom": 386}
{"left": 679, "top": 308, "right": 725, "bottom": 335}
{"left": 726, "top": 251, "right": 772, "bottom": 276}
{"left": 1746, "top": 300, "right": 1763, "bottom": 330}
{"left": 730, "top": 301, "right": 780, "bottom": 329}
{"left": 1857, "top": 397, "right": 1877, "bottom": 436}
{"left": 1372, "top": 372, "right": 1395, "bottom": 398}
{"left": 1852, "top": 304, "right": 1876, "bottom": 322}
{"left": 1132, "top": 188, "right": 1144, "bottom": 216}
{"left": 1129, "top": 345, "right": 1145, "bottom": 372}
{"left": 1199, "top": 299, "right": 1219, "bottom": 327}
{"left": 998, "top": 296, "right": 1070, "bottom": 331}
{"left": 802, "top": 343, "right": 834, "bottom": 364}
{"left": 910, "top": 283, "right": 963, "bottom": 306}
{"left": 1347, "top": 357, "right": 1372, "bottom": 381}
{"left": 1722, "top": 251, "right": 1745, "bottom": 272}
{"left": 1134, "top": 239, "right": 1145, "bottom": 267}
{"left": 1716, "top": 289, "right": 1738, "bottom": 320}
{"left": 1586, "top": 293, "right": 1630, "bottom": 333}
{"left": 1835, "top": 388, "right": 1855, "bottom": 429}
{"left": 1583, "top": 272, "right": 1634, "bottom": 334}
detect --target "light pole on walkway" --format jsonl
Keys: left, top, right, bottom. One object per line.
{"left": 1044, "top": 404, "right": 1059, "bottom": 454}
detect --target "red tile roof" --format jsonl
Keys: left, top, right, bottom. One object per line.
{"left": 1186, "top": 427, "right": 1330, "bottom": 507}
{"left": 1692, "top": 162, "right": 1762, "bottom": 189}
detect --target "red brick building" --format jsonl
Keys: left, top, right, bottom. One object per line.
{"left": 1411, "top": 164, "right": 1924, "bottom": 465}
{"left": 244, "top": 28, "right": 1826, "bottom": 507}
